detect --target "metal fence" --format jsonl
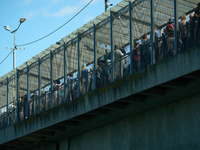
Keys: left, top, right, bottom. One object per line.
{"left": 0, "top": 0, "right": 199, "bottom": 130}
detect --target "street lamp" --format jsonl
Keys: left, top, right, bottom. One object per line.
{"left": 3, "top": 17, "right": 26, "bottom": 69}
{"left": 104, "top": 0, "right": 113, "bottom": 57}
{"left": 105, "top": 0, "right": 113, "bottom": 11}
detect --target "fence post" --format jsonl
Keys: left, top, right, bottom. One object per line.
{"left": 150, "top": 0, "right": 155, "bottom": 64}
{"left": 110, "top": 11, "right": 114, "bottom": 82}
{"left": 16, "top": 69, "right": 19, "bottom": 123}
{"left": 139, "top": 45, "right": 143, "bottom": 70}
{"left": 186, "top": 22, "right": 189, "bottom": 49}
{"left": 26, "top": 63, "right": 29, "bottom": 119}
{"left": 63, "top": 42, "right": 67, "bottom": 103}
{"left": 50, "top": 50, "right": 53, "bottom": 108}
{"left": 38, "top": 57, "right": 41, "bottom": 114}
{"left": 129, "top": 1, "right": 133, "bottom": 74}
{"left": 77, "top": 33, "right": 81, "bottom": 97}
{"left": 93, "top": 23, "right": 97, "bottom": 90}
{"left": 162, "top": 33, "right": 165, "bottom": 60}
{"left": 6, "top": 77, "right": 9, "bottom": 127}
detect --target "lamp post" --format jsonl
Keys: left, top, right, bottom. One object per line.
{"left": 3, "top": 18, "right": 26, "bottom": 69}
{"left": 105, "top": 0, "right": 113, "bottom": 11}
{"left": 104, "top": 0, "right": 113, "bottom": 56}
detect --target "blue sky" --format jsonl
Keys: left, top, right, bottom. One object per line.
{"left": 0, "top": 0, "right": 122, "bottom": 77}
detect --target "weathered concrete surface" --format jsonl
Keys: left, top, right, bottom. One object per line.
{"left": 1, "top": 45, "right": 200, "bottom": 149}
{"left": 41, "top": 93, "right": 200, "bottom": 150}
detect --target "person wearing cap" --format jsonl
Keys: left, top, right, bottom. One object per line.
{"left": 81, "top": 64, "right": 89, "bottom": 77}
{"left": 167, "top": 19, "right": 174, "bottom": 37}
{"left": 166, "top": 19, "right": 175, "bottom": 56}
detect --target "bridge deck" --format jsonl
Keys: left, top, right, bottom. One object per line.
{"left": 1, "top": 45, "right": 200, "bottom": 150}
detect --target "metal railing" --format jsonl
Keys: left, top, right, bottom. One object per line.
{"left": 0, "top": 17, "right": 200, "bottom": 130}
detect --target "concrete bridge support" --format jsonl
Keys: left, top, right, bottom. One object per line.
{"left": 40, "top": 93, "right": 200, "bottom": 150}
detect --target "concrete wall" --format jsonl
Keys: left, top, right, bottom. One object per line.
{"left": 41, "top": 92, "right": 200, "bottom": 150}
{"left": 2, "top": 46, "right": 200, "bottom": 149}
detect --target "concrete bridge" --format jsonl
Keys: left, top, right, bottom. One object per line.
{"left": 0, "top": 0, "right": 199, "bottom": 149}
{"left": 1, "top": 45, "right": 200, "bottom": 150}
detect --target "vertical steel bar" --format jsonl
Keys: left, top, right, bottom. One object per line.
{"left": 70, "top": 82, "right": 73, "bottom": 100}
{"left": 162, "top": 33, "right": 165, "bottom": 60}
{"left": 26, "top": 63, "right": 29, "bottom": 118}
{"left": 186, "top": 22, "right": 189, "bottom": 49}
{"left": 16, "top": 69, "right": 19, "bottom": 123}
{"left": 44, "top": 92, "right": 46, "bottom": 112}
{"left": 50, "top": 50, "right": 53, "bottom": 108}
{"left": 32, "top": 97, "right": 34, "bottom": 117}
{"left": 150, "top": 0, "right": 155, "bottom": 64}
{"left": 38, "top": 57, "right": 41, "bottom": 114}
{"left": 77, "top": 33, "right": 81, "bottom": 97}
{"left": 120, "top": 56, "right": 122, "bottom": 78}
{"left": 13, "top": 32, "right": 16, "bottom": 69}
{"left": 174, "top": 0, "right": 178, "bottom": 55}
{"left": 6, "top": 77, "right": 9, "bottom": 127}
{"left": 93, "top": 23, "right": 97, "bottom": 90}
{"left": 129, "top": 1, "right": 133, "bottom": 74}
{"left": 139, "top": 45, "right": 143, "bottom": 70}
{"left": 110, "top": 11, "right": 114, "bottom": 82}
{"left": 63, "top": 42, "right": 66, "bottom": 103}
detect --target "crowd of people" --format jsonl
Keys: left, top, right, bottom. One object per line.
{"left": 132, "top": 3, "right": 200, "bottom": 71}
{"left": 1, "top": 3, "right": 200, "bottom": 130}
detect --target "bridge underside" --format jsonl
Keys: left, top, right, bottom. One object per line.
{"left": 1, "top": 45, "right": 200, "bottom": 150}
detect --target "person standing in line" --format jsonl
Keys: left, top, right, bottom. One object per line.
{"left": 53, "top": 79, "right": 61, "bottom": 106}
{"left": 81, "top": 64, "right": 89, "bottom": 95}
{"left": 133, "top": 41, "right": 140, "bottom": 72}
{"left": 166, "top": 19, "right": 175, "bottom": 57}
{"left": 154, "top": 26, "right": 160, "bottom": 63}
{"left": 142, "top": 33, "right": 151, "bottom": 68}
{"left": 67, "top": 73, "right": 73, "bottom": 101}
{"left": 114, "top": 45, "right": 124, "bottom": 79}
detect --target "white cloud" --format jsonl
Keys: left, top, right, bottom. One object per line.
{"left": 25, "top": 11, "right": 38, "bottom": 20}
{"left": 24, "top": 0, "right": 101, "bottom": 19}
{"left": 77, "top": 0, "right": 100, "bottom": 7}
{"left": 79, "top": 0, "right": 100, "bottom": 5}
{"left": 84, "top": 14, "right": 95, "bottom": 23}
{"left": 51, "top": 0, "right": 64, "bottom": 4}
{"left": 23, "top": 0, "right": 33, "bottom": 4}
{"left": 44, "top": 0, "right": 94, "bottom": 18}
{"left": 45, "top": 5, "right": 79, "bottom": 17}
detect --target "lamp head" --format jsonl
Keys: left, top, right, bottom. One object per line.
{"left": 19, "top": 18, "right": 26, "bottom": 24}
{"left": 105, "top": 0, "right": 110, "bottom": 3}
{"left": 3, "top": 25, "right": 10, "bottom": 31}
